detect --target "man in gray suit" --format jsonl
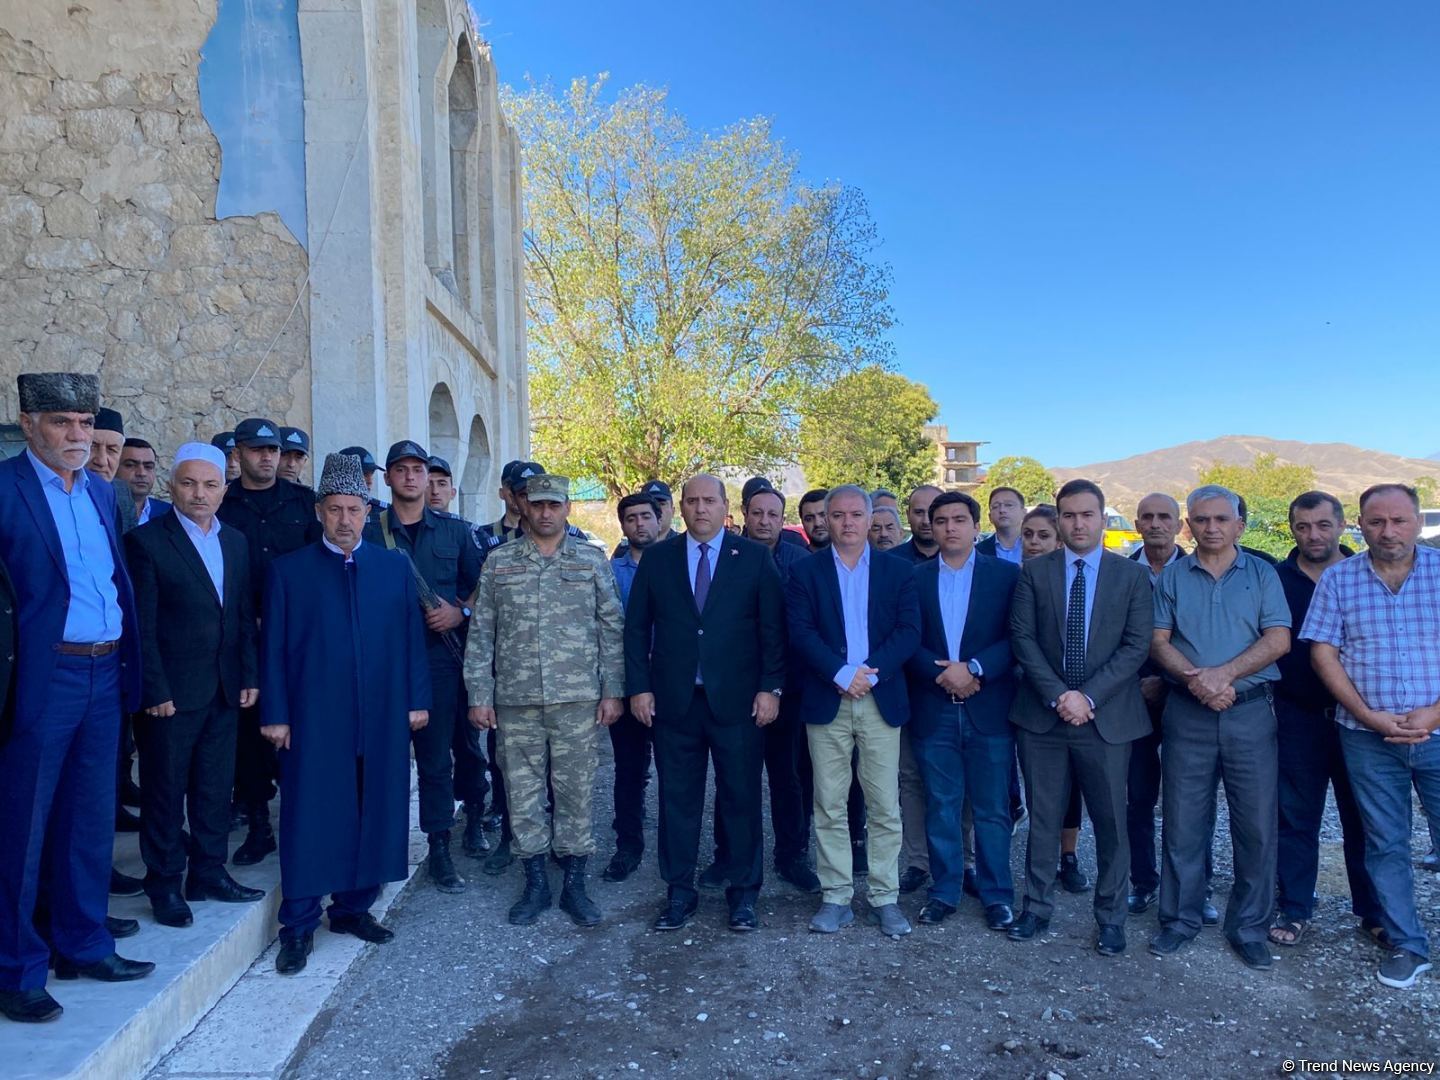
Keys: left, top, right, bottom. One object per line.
{"left": 1008, "top": 479, "right": 1154, "bottom": 956}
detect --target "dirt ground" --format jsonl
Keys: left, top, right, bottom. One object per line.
{"left": 287, "top": 751, "right": 1440, "bottom": 1080}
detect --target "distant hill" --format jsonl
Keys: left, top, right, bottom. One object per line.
{"left": 1052, "top": 435, "right": 1440, "bottom": 512}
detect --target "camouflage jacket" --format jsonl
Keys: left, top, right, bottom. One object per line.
{"left": 464, "top": 533, "right": 625, "bottom": 707}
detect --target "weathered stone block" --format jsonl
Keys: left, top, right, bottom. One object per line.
{"left": 139, "top": 299, "right": 181, "bottom": 346}
{"left": 0, "top": 114, "right": 63, "bottom": 152}
{"left": 51, "top": 80, "right": 106, "bottom": 110}
{"left": 23, "top": 180, "right": 62, "bottom": 198}
{"left": 131, "top": 182, "right": 174, "bottom": 216}
{"left": 139, "top": 111, "right": 180, "bottom": 145}
{"left": 0, "top": 194, "right": 44, "bottom": 236}
{"left": 101, "top": 210, "right": 166, "bottom": 268}
{"left": 24, "top": 237, "right": 101, "bottom": 269}
{"left": 66, "top": 108, "right": 137, "bottom": 152}
{"left": 98, "top": 74, "right": 136, "bottom": 105}
{"left": 209, "top": 283, "right": 247, "bottom": 314}
{"left": 170, "top": 224, "right": 226, "bottom": 267}
{"left": 44, "top": 190, "right": 99, "bottom": 238}
{"left": 184, "top": 317, "right": 234, "bottom": 352}
{"left": 135, "top": 74, "right": 172, "bottom": 105}
{"left": 36, "top": 143, "right": 88, "bottom": 181}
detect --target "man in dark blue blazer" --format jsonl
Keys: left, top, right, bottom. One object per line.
{"left": 624, "top": 475, "right": 787, "bottom": 933}
{"left": 118, "top": 437, "right": 172, "bottom": 526}
{"left": 786, "top": 486, "right": 920, "bottom": 938}
{"left": 0, "top": 373, "right": 151, "bottom": 1025}
{"left": 904, "top": 491, "right": 1021, "bottom": 931}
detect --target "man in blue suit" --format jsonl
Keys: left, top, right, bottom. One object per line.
{"left": 0, "top": 373, "right": 152, "bottom": 1025}
{"left": 904, "top": 491, "right": 1021, "bottom": 931}
{"left": 786, "top": 485, "right": 920, "bottom": 938}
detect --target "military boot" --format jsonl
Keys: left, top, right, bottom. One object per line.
{"left": 461, "top": 806, "right": 491, "bottom": 858}
{"left": 232, "top": 804, "right": 276, "bottom": 866}
{"left": 559, "top": 856, "right": 602, "bottom": 927}
{"left": 508, "top": 855, "right": 552, "bottom": 925}
{"left": 483, "top": 833, "right": 514, "bottom": 876}
{"left": 427, "top": 831, "right": 466, "bottom": 893}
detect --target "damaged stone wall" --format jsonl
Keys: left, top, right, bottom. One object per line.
{"left": 0, "top": 2, "right": 310, "bottom": 454}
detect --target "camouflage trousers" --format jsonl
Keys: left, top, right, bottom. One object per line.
{"left": 496, "top": 702, "right": 599, "bottom": 859}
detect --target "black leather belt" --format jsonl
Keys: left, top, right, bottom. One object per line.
{"left": 54, "top": 640, "right": 119, "bottom": 657}
{"left": 1184, "top": 682, "right": 1271, "bottom": 708}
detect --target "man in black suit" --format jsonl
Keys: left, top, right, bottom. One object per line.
{"left": 624, "top": 474, "right": 786, "bottom": 932}
{"left": 125, "top": 443, "right": 264, "bottom": 927}
{"left": 1009, "top": 479, "right": 1153, "bottom": 955}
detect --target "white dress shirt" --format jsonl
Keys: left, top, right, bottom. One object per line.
{"left": 937, "top": 551, "right": 977, "bottom": 663}
{"left": 1064, "top": 543, "right": 1105, "bottom": 655}
{"left": 178, "top": 512, "right": 226, "bottom": 602}
{"left": 832, "top": 546, "right": 877, "bottom": 691}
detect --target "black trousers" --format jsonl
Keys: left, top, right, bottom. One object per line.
{"left": 487, "top": 728, "right": 510, "bottom": 841}
{"left": 654, "top": 688, "right": 764, "bottom": 908}
{"left": 135, "top": 693, "right": 237, "bottom": 891}
{"left": 233, "top": 703, "right": 277, "bottom": 812}
{"left": 414, "top": 663, "right": 463, "bottom": 835}
{"left": 453, "top": 703, "right": 489, "bottom": 813}
{"left": 609, "top": 710, "right": 654, "bottom": 856}
{"left": 713, "top": 707, "right": 807, "bottom": 866}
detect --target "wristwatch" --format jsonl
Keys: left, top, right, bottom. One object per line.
{"left": 462, "top": 606, "right": 472, "bottom": 619}
{"left": 966, "top": 659, "right": 983, "bottom": 680}
{"left": 769, "top": 687, "right": 784, "bottom": 698}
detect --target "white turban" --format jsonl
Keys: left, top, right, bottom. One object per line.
{"left": 172, "top": 441, "right": 227, "bottom": 480}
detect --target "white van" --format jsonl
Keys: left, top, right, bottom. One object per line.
{"left": 1421, "top": 509, "right": 1440, "bottom": 541}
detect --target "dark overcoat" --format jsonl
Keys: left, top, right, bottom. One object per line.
{"left": 260, "top": 541, "right": 431, "bottom": 899}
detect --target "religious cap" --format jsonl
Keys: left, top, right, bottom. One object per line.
{"left": 172, "top": 441, "right": 227, "bottom": 480}
{"left": 524, "top": 474, "right": 569, "bottom": 503}
{"left": 93, "top": 407, "right": 124, "bottom": 435}
{"left": 385, "top": 440, "right": 429, "bottom": 468}
{"left": 17, "top": 372, "right": 99, "bottom": 415}
{"left": 317, "top": 453, "right": 370, "bottom": 500}
{"left": 234, "top": 418, "right": 282, "bottom": 448}
{"left": 280, "top": 427, "right": 310, "bottom": 455}
{"left": 338, "top": 445, "right": 378, "bottom": 472}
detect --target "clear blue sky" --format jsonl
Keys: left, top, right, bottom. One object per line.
{"left": 478, "top": 1, "right": 1440, "bottom": 467}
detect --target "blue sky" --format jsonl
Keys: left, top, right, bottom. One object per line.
{"left": 477, "top": 1, "right": 1440, "bottom": 467}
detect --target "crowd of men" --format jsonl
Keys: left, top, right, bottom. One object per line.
{"left": 2, "top": 369, "right": 1438, "bottom": 1026}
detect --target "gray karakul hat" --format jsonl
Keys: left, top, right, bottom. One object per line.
{"left": 17, "top": 372, "right": 100, "bottom": 415}
{"left": 316, "top": 452, "right": 370, "bottom": 500}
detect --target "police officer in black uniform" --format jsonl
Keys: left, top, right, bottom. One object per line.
{"left": 339, "top": 445, "right": 387, "bottom": 523}
{"left": 211, "top": 431, "right": 239, "bottom": 483}
{"left": 217, "top": 417, "right": 322, "bottom": 864}
{"left": 277, "top": 427, "right": 311, "bottom": 485}
{"left": 364, "top": 441, "right": 484, "bottom": 892}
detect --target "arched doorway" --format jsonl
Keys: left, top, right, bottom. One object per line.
{"left": 459, "top": 414, "right": 491, "bottom": 522}
{"left": 428, "top": 383, "right": 460, "bottom": 467}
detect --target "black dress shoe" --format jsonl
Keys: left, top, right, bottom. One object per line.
{"left": 1127, "top": 888, "right": 1158, "bottom": 915}
{"left": 151, "top": 890, "right": 194, "bottom": 928}
{"left": 0, "top": 988, "right": 63, "bottom": 1023}
{"left": 985, "top": 904, "right": 1015, "bottom": 931}
{"left": 275, "top": 933, "right": 312, "bottom": 975}
{"left": 653, "top": 896, "right": 698, "bottom": 931}
{"left": 1149, "top": 928, "right": 1191, "bottom": 956}
{"left": 775, "top": 858, "right": 821, "bottom": 894}
{"left": 229, "top": 803, "right": 249, "bottom": 832}
{"left": 115, "top": 806, "right": 141, "bottom": 833}
{"left": 1230, "top": 938, "right": 1273, "bottom": 970}
{"left": 53, "top": 953, "right": 156, "bottom": 981}
{"left": 482, "top": 836, "right": 514, "bottom": 876}
{"left": 898, "top": 866, "right": 929, "bottom": 894}
{"left": 328, "top": 912, "right": 394, "bottom": 944}
{"left": 962, "top": 868, "right": 980, "bottom": 898}
{"left": 186, "top": 873, "right": 265, "bottom": 903}
{"left": 728, "top": 904, "right": 758, "bottom": 932}
{"left": 917, "top": 899, "right": 955, "bottom": 925}
{"left": 232, "top": 825, "right": 276, "bottom": 866}
{"left": 1096, "top": 924, "right": 1126, "bottom": 956}
{"left": 110, "top": 868, "right": 144, "bottom": 897}
{"left": 602, "top": 850, "right": 642, "bottom": 883}
{"left": 1058, "top": 853, "right": 1090, "bottom": 894}
{"left": 1202, "top": 898, "right": 1220, "bottom": 926}
{"left": 1007, "top": 911, "right": 1049, "bottom": 940}
{"left": 106, "top": 916, "right": 140, "bottom": 939}
{"left": 698, "top": 862, "right": 727, "bottom": 890}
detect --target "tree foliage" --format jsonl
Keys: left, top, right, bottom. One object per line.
{"left": 976, "top": 456, "right": 1057, "bottom": 508}
{"left": 796, "top": 367, "right": 937, "bottom": 495}
{"left": 504, "top": 76, "right": 895, "bottom": 496}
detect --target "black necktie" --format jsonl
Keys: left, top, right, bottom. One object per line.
{"left": 1064, "top": 558, "right": 1086, "bottom": 690}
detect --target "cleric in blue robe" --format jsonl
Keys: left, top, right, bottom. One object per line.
{"left": 259, "top": 452, "right": 431, "bottom": 975}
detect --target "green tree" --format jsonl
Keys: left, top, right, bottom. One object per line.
{"left": 976, "top": 456, "right": 1057, "bottom": 508}
{"left": 796, "top": 367, "right": 938, "bottom": 494}
{"left": 1412, "top": 476, "right": 1438, "bottom": 507}
{"left": 505, "top": 76, "right": 895, "bottom": 496}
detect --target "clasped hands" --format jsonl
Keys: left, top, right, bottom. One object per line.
{"left": 1183, "top": 665, "right": 1236, "bottom": 712}
{"left": 934, "top": 660, "right": 979, "bottom": 701}
{"left": 1367, "top": 704, "right": 1440, "bottom": 745}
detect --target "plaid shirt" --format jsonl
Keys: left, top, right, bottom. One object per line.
{"left": 1299, "top": 544, "right": 1440, "bottom": 732}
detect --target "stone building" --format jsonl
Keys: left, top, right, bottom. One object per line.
{"left": 0, "top": 0, "right": 526, "bottom": 519}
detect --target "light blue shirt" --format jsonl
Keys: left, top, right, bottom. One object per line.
{"left": 178, "top": 512, "right": 225, "bottom": 602}
{"left": 610, "top": 552, "right": 640, "bottom": 607}
{"left": 137, "top": 497, "right": 157, "bottom": 525}
{"left": 1064, "top": 544, "right": 1105, "bottom": 654}
{"left": 686, "top": 532, "right": 721, "bottom": 597}
{"left": 27, "top": 449, "right": 123, "bottom": 643}
{"left": 832, "top": 546, "right": 877, "bottom": 691}
{"left": 992, "top": 534, "right": 1022, "bottom": 565}
{"left": 937, "top": 552, "right": 977, "bottom": 663}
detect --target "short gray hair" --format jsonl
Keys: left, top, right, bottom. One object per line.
{"left": 871, "top": 505, "right": 901, "bottom": 525}
{"left": 1186, "top": 484, "right": 1240, "bottom": 515}
{"left": 824, "top": 484, "right": 872, "bottom": 514}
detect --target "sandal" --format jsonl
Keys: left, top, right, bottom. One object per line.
{"left": 1268, "top": 918, "right": 1308, "bottom": 947}
{"left": 1361, "top": 921, "right": 1394, "bottom": 949}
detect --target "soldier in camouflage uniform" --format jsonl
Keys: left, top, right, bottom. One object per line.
{"left": 464, "top": 474, "right": 626, "bottom": 927}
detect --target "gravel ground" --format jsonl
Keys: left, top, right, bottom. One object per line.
{"left": 287, "top": 745, "right": 1440, "bottom": 1080}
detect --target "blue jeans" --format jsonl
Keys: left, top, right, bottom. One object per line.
{"left": 1338, "top": 726, "right": 1440, "bottom": 959}
{"left": 911, "top": 706, "right": 1014, "bottom": 908}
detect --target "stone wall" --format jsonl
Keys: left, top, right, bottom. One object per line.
{"left": 0, "top": 3, "right": 310, "bottom": 454}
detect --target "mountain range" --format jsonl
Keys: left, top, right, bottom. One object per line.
{"left": 1051, "top": 435, "right": 1440, "bottom": 512}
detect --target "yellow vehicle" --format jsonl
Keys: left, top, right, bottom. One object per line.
{"left": 1103, "top": 507, "right": 1142, "bottom": 556}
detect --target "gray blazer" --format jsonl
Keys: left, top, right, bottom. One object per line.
{"left": 1009, "top": 548, "right": 1153, "bottom": 744}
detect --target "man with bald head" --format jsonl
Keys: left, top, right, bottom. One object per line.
{"left": 624, "top": 474, "right": 786, "bottom": 932}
